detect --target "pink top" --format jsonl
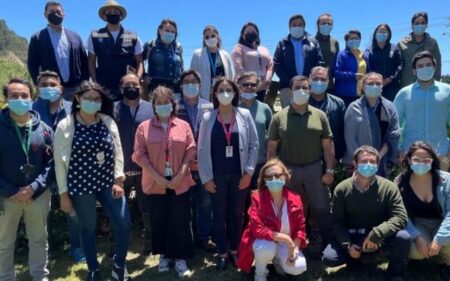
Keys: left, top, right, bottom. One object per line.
{"left": 231, "top": 43, "right": 274, "bottom": 89}
{"left": 132, "top": 117, "right": 196, "bottom": 195}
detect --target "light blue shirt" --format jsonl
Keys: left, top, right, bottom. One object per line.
{"left": 290, "top": 36, "right": 304, "bottom": 75}
{"left": 47, "top": 26, "right": 70, "bottom": 82}
{"left": 394, "top": 81, "right": 450, "bottom": 155}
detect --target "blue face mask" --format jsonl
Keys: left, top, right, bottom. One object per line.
{"left": 240, "top": 92, "right": 257, "bottom": 100}
{"left": 416, "top": 66, "right": 435, "bottom": 82}
{"left": 290, "top": 26, "right": 304, "bottom": 39}
{"left": 319, "top": 24, "right": 332, "bottom": 36}
{"left": 266, "top": 177, "right": 285, "bottom": 193}
{"left": 364, "top": 85, "right": 382, "bottom": 98}
{"left": 39, "top": 87, "right": 61, "bottom": 102}
{"left": 155, "top": 103, "right": 173, "bottom": 118}
{"left": 311, "top": 80, "right": 328, "bottom": 94}
{"left": 411, "top": 162, "right": 432, "bottom": 176}
{"left": 161, "top": 31, "right": 175, "bottom": 44}
{"left": 8, "top": 99, "right": 32, "bottom": 116}
{"left": 347, "top": 39, "right": 360, "bottom": 50}
{"left": 80, "top": 99, "right": 101, "bottom": 115}
{"left": 413, "top": 24, "right": 427, "bottom": 36}
{"left": 375, "top": 32, "right": 388, "bottom": 43}
{"left": 182, "top": 83, "right": 200, "bottom": 98}
{"left": 357, "top": 163, "right": 378, "bottom": 178}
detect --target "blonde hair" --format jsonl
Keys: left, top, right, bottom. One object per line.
{"left": 257, "top": 159, "right": 291, "bottom": 190}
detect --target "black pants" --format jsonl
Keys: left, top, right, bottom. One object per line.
{"left": 149, "top": 190, "right": 194, "bottom": 259}
{"left": 322, "top": 230, "right": 411, "bottom": 278}
{"left": 123, "top": 174, "right": 150, "bottom": 214}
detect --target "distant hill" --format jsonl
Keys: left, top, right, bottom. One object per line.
{"left": 0, "top": 19, "right": 28, "bottom": 63}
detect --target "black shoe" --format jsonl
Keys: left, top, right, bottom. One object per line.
{"left": 197, "top": 239, "right": 217, "bottom": 253}
{"left": 112, "top": 263, "right": 132, "bottom": 281}
{"left": 216, "top": 256, "right": 228, "bottom": 271}
{"left": 86, "top": 270, "right": 101, "bottom": 281}
{"left": 441, "top": 265, "right": 450, "bottom": 281}
{"left": 229, "top": 253, "right": 238, "bottom": 267}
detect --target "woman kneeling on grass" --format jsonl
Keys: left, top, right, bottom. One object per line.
{"left": 237, "top": 159, "right": 307, "bottom": 281}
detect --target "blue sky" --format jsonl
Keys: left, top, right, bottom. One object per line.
{"left": 1, "top": 0, "right": 450, "bottom": 75}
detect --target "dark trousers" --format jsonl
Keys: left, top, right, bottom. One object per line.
{"left": 123, "top": 174, "right": 150, "bottom": 215}
{"left": 322, "top": 230, "right": 411, "bottom": 277}
{"left": 191, "top": 172, "right": 213, "bottom": 243}
{"left": 211, "top": 173, "right": 249, "bottom": 254}
{"left": 149, "top": 190, "right": 194, "bottom": 259}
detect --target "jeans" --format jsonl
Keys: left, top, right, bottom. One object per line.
{"left": 71, "top": 187, "right": 131, "bottom": 271}
{"left": 211, "top": 173, "right": 249, "bottom": 254}
{"left": 66, "top": 214, "right": 82, "bottom": 249}
{"left": 191, "top": 172, "right": 212, "bottom": 243}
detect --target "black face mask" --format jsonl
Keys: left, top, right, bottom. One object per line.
{"left": 106, "top": 14, "right": 121, "bottom": 25}
{"left": 123, "top": 86, "right": 140, "bottom": 100}
{"left": 245, "top": 32, "right": 258, "bottom": 44}
{"left": 48, "top": 12, "right": 63, "bottom": 26}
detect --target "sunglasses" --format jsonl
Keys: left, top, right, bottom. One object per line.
{"left": 411, "top": 156, "right": 433, "bottom": 165}
{"left": 242, "top": 82, "right": 257, "bottom": 88}
{"left": 264, "top": 173, "right": 284, "bottom": 180}
{"left": 204, "top": 34, "right": 217, "bottom": 40}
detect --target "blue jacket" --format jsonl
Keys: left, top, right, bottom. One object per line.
{"left": 28, "top": 27, "right": 88, "bottom": 87}
{"left": 32, "top": 98, "right": 72, "bottom": 131}
{"left": 334, "top": 48, "right": 370, "bottom": 97}
{"left": 274, "top": 33, "right": 324, "bottom": 89}
{"left": 0, "top": 109, "right": 54, "bottom": 199}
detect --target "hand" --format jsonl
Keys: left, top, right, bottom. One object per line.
{"left": 362, "top": 237, "right": 379, "bottom": 251}
{"left": 383, "top": 77, "right": 392, "bottom": 86}
{"left": 239, "top": 173, "right": 252, "bottom": 190}
{"left": 204, "top": 180, "right": 217, "bottom": 193}
{"left": 348, "top": 244, "right": 362, "bottom": 259}
{"left": 155, "top": 175, "right": 170, "bottom": 190}
{"left": 10, "top": 186, "right": 34, "bottom": 202}
{"left": 168, "top": 172, "right": 183, "bottom": 190}
{"left": 321, "top": 172, "right": 334, "bottom": 186}
{"left": 60, "top": 193, "right": 74, "bottom": 214}
{"left": 428, "top": 241, "right": 442, "bottom": 257}
{"left": 111, "top": 184, "right": 125, "bottom": 199}
{"left": 356, "top": 73, "right": 365, "bottom": 80}
{"left": 287, "top": 246, "right": 299, "bottom": 264}
{"left": 415, "top": 236, "right": 430, "bottom": 258}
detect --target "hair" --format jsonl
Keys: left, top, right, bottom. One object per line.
{"left": 344, "top": 29, "right": 361, "bottom": 41}
{"left": 238, "top": 22, "right": 260, "bottom": 47}
{"left": 316, "top": 13, "right": 333, "bottom": 27}
{"left": 362, "top": 72, "right": 383, "bottom": 84}
{"left": 211, "top": 77, "right": 240, "bottom": 109}
{"left": 44, "top": 1, "right": 62, "bottom": 12}
{"left": 353, "top": 145, "right": 380, "bottom": 163}
{"left": 71, "top": 80, "right": 113, "bottom": 117}
{"left": 37, "top": 70, "right": 60, "bottom": 84}
{"left": 372, "top": 23, "right": 392, "bottom": 46}
{"left": 412, "top": 50, "right": 436, "bottom": 69}
{"left": 289, "top": 75, "right": 310, "bottom": 90}
{"left": 202, "top": 25, "right": 222, "bottom": 49}
{"left": 411, "top": 12, "right": 428, "bottom": 25}
{"left": 152, "top": 86, "right": 178, "bottom": 116}
{"left": 157, "top": 19, "right": 178, "bottom": 40}
{"left": 289, "top": 14, "right": 306, "bottom": 26}
{"left": 257, "top": 158, "right": 291, "bottom": 190}
{"left": 119, "top": 72, "right": 141, "bottom": 88}
{"left": 236, "top": 71, "right": 260, "bottom": 86}
{"left": 2, "top": 78, "right": 34, "bottom": 98}
{"left": 309, "top": 66, "right": 329, "bottom": 79}
{"left": 179, "top": 70, "right": 201, "bottom": 86}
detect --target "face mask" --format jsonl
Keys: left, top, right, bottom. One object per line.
{"left": 292, "top": 89, "right": 309, "bottom": 105}
{"left": 347, "top": 39, "right": 360, "bottom": 50}
{"left": 106, "top": 14, "right": 121, "bottom": 25}
{"left": 217, "top": 92, "right": 235, "bottom": 105}
{"left": 416, "top": 66, "right": 435, "bottom": 82}
{"left": 205, "top": 38, "right": 218, "bottom": 48}
{"left": 240, "top": 92, "right": 257, "bottom": 101}
{"left": 182, "top": 83, "right": 200, "bottom": 98}
{"left": 375, "top": 32, "right": 388, "bottom": 43}
{"left": 411, "top": 162, "right": 432, "bottom": 176}
{"left": 266, "top": 178, "right": 285, "bottom": 193}
{"left": 244, "top": 32, "right": 257, "bottom": 44}
{"left": 122, "top": 86, "right": 140, "bottom": 100}
{"left": 161, "top": 31, "right": 176, "bottom": 44}
{"left": 311, "top": 80, "right": 328, "bottom": 94}
{"left": 8, "top": 99, "right": 32, "bottom": 116}
{"left": 48, "top": 12, "right": 63, "bottom": 26}
{"left": 290, "top": 27, "right": 304, "bottom": 39}
{"left": 413, "top": 24, "right": 427, "bottom": 36}
{"left": 364, "top": 85, "right": 382, "bottom": 98}
{"left": 80, "top": 99, "right": 101, "bottom": 115}
{"left": 357, "top": 163, "right": 378, "bottom": 178}
{"left": 39, "top": 87, "right": 61, "bottom": 102}
{"left": 319, "top": 24, "right": 332, "bottom": 36}
{"left": 155, "top": 103, "right": 173, "bottom": 118}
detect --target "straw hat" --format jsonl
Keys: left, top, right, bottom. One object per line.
{"left": 98, "top": 0, "right": 127, "bottom": 21}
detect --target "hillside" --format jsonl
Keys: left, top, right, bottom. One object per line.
{"left": 0, "top": 19, "right": 28, "bottom": 63}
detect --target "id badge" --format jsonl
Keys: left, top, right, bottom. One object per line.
{"left": 164, "top": 163, "right": 173, "bottom": 177}
{"left": 226, "top": 146, "right": 233, "bottom": 158}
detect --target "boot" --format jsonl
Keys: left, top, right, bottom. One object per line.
{"left": 141, "top": 212, "right": 152, "bottom": 256}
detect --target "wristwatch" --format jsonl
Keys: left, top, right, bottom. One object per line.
{"left": 326, "top": 168, "right": 335, "bottom": 174}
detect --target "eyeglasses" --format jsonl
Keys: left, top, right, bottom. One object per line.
{"left": 242, "top": 82, "right": 257, "bottom": 88}
{"left": 411, "top": 156, "right": 433, "bottom": 165}
{"left": 204, "top": 34, "right": 217, "bottom": 40}
{"left": 264, "top": 173, "right": 284, "bottom": 180}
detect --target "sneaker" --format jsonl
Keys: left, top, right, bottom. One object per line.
{"left": 112, "top": 263, "right": 132, "bottom": 281}
{"left": 86, "top": 270, "right": 101, "bottom": 281}
{"left": 70, "top": 247, "right": 86, "bottom": 263}
{"left": 158, "top": 256, "right": 170, "bottom": 273}
{"left": 175, "top": 259, "right": 191, "bottom": 278}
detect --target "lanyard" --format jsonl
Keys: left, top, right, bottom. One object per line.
{"left": 207, "top": 49, "right": 219, "bottom": 78}
{"left": 13, "top": 120, "right": 32, "bottom": 163}
{"left": 217, "top": 110, "right": 236, "bottom": 146}
{"left": 161, "top": 118, "right": 172, "bottom": 163}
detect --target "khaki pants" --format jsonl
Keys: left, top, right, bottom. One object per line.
{"left": 409, "top": 217, "right": 450, "bottom": 265}
{"left": 279, "top": 88, "right": 291, "bottom": 108}
{"left": 0, "top": 190, "right": 51, "bottom": 281}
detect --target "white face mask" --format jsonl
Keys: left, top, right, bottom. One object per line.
{"left": 292, "top": 89, "right": 310, "bottom": 105}
{"left": 240, "top": 92, "right": 257, "bottom": 101}
{"left": 217, "top": 92, "right": 235, "bottom": 105}
{"left": 205, "top": 37, "right": 218, "bottom": 48}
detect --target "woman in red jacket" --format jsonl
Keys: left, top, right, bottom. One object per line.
{"left": 237, "top": 159, "right": 307, "bottom": 281}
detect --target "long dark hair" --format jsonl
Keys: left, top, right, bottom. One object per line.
{"left": 238, "top": 22, "right": 260, "bottom": 48}
{"left": 372, "top": 23, "right": 392, "bottom": 47}
{"left": 157, "top": 19, "right": 178, "bottom": 41}
{"left": 71, "top": 80, "right": 114, "bottom": 118}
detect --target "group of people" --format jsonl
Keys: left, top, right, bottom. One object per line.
{"left": 0, "top": 0, "right": 449, "bottom": 281}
